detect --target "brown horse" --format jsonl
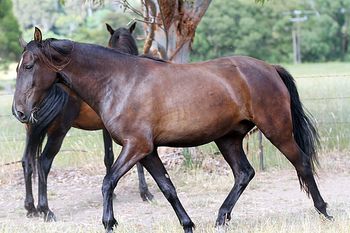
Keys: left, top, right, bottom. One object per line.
{"left": 13, "top": 28, "right": 332, "bottom": 233}
{"left": 16, "top": 23, "right": 153, "bottom": 222}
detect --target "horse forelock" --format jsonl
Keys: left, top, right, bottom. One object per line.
{"left": 36, "top": 38, "right": 74, "bottom": 72}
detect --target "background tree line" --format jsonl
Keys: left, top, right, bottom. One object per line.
{"left": 1, "top": 0, "right": 349, "bottom": 64}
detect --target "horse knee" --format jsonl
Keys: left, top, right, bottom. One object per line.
{"left": 22, "top": 158, "right": 33, "bottom": 173}
{"left": 246, "top": 167, "right": 255, "bottom": 181}
{"left": 236, "top": 165, "right": 255, "bottom": 185}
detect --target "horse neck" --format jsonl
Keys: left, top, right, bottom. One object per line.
{"left": 60, "top": 44, "right": 133, "bottom": 112}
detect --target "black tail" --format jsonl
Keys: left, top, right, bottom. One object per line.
{"left": 274, "top": 65, "right": 320, "bottom": 193}
{"left": 26, "top": 84, "right": 68, "bottom": 179}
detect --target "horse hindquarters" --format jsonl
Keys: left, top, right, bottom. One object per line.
{"left": 253, "top": 66, "right": 332, "bottom": 219}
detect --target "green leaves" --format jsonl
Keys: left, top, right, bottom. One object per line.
{"left": 0, "top": 0, "right": 21, "bottom": 61}
{"left": 192, "top": 0, "right": 350, "bottom": 63}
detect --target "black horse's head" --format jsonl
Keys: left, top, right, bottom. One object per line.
{"left": 106, "top": 22, "right": 138, "bottom": 55}
{"left": 12, "top": 27, "right": 73, "bottom": 124}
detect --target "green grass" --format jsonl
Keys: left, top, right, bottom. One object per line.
{"left": 284, "top": 62, "right": 350, "bottom": 76}
{"left": 0, "top": 62, "right": 350, "bottom": 170}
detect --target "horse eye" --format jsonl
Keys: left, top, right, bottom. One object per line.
{"left": 25, "top": 64, "right": 33, "bottom": 70}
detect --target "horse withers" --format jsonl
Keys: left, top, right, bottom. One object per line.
{"left": 13, "top": 28, "right": 332, "bottom": 233}
{"left": 15, "top": 23, "right": 153, "bottom": 222}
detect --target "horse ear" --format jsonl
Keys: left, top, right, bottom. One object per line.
{"left": 34, "top": 27, "right": 42, "bottom": 43}
{"left": 19, "top": 36, "right": 27, "bottom": 48}
{"left": 129, "top": 22, "right": 136, "bottom": 34}
{"left": 106, "top": 23, "right": 114, "bottom": 35}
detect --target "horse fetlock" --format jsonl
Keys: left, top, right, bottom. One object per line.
{"left": 215, "top": 211, "right": 231, "bottom": 227}
{"left": 26, "top": 208, "right": 39, "bottom": 218}
{"left": 315, "top": 202, "right": 333, "bottom": 221}
{"left": 140, "top": 189, "right": 154, "bottom": 202}
{"left": 183, "top": 221, "right": 195, "bottom": 233}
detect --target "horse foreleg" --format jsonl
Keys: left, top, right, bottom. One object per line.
{"left": 101, "top": 138, "right": 153, "bottom": 232}
{"left": 37, "top": 129, "right": 68, "bottom": 222}
{"left": 214, "top": 135, "right": 255, "bottom": 227}
{"left": 140, "top": 150, "right": 195, "bottom": 233}
{"left": 136, "top": 163, "right": 154, "bottom": 201}
{"left": 22, "top": 128, "right": 40, "bottom": 217}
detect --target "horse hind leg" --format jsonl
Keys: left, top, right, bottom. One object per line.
{"left": 140, "top": 150, "right": 195, "bottom": 233}
{"left": 214, "top": 134, "right": 255, "bottom": 226}
{"left": 255, "top": 113, "right": 332, "bottom": 219}
{"left": 136, "top": 163, "right": 154, "bottom": 201}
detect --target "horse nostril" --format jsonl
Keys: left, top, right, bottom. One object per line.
{"left": 17, "top": 110, "right": 27, "bottom": 121}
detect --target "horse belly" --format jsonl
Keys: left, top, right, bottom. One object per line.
{"left": 72, "top": 102, "right": 104, "bottom": 130}
{"left": 155, "top": 93, "right": 243, "bottom": 147}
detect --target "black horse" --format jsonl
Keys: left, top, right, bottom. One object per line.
{"left": 19, "top": 23, "right": 153, "bottom": 221}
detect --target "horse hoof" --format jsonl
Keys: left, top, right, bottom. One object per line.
{"left": 141, "top": 191, "right": 154, "bottom": 202}
{"left": 323, "top": 214, "right": 334, "bottom": 222}
{"left": 26, "top": 209, "right": 39, "bottom": 218}
{"left": 103, "top": 217, "right": 117, "bottom": 233}
{"left": 44, "top": 210, "right": 57, "bottom": 222}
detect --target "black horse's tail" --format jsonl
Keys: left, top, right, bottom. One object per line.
{"left": 27, "top": 84, "right": 68, "bottom": 179}
{"left": 274, "top": 65, "right": 320, "bottom": 193}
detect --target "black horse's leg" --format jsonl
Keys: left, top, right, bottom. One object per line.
{"left": 37, "top": 129, "right": 68, "bottom": 221}
{"left": 103, "top": 129, "right": 153, "bottom": 201}
{"left": 136, "top": 162, "right": 154, "bottom": 201}
{"left": 102, "top": 129, "right": 114, "bottom": 174}
{"left": 101, "top": 140, "right": 153, "bottom": 232}
{"left": 22, "top": 128, "right": 40, "bottom": 217}
{"left": 140, "top": 151, "right": 195, "bottom": 233}
{"left": 214, "top": 135, "right": 255, "bottom": 226}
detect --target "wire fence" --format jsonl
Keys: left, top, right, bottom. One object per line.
{"left": 1, "top": 74, "right": 350, "bottom": 169}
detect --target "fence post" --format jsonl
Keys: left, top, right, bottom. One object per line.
{"left": 258, "top": 130, "right": 264, "bottom": 171}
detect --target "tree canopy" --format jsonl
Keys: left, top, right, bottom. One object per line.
{"left": 191, "top": 0, "right": 350, "bottom": 63}
{"left": 0, "top": 0, "right": 21, "bottom": 62}
{"left": 1, "top": 0, "right": 349, "bottom": 63}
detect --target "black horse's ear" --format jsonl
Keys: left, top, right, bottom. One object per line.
{"left": 106, "top": 23, "right": 114, "bottom": 35}
{"left": 34, "top": 27, "right": 42, "bottom": 43}
{"left": 129, "top": 22, "right": 136, "bottom": 34}
{"left": 19, "top": 36, "right": 27, "bottom": 48}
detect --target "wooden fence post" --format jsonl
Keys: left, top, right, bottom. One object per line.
{"left": 258, "top": 130, "right": 264, "bottom": 171}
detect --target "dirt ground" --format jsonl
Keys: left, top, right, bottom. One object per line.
{"left": 0, "top": 151, "right": 349, "bottom": 232}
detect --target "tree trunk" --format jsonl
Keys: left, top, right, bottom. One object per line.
{"left": 142, "top": 0, "right": 212, "bottom": 63}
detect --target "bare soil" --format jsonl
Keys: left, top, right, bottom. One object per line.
{"left": 0, "top": 151, "right": 349, "bottom": 232}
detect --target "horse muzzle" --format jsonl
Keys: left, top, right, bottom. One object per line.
{"left": 12, "top": 102, "right": 38, "bottom": 124}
